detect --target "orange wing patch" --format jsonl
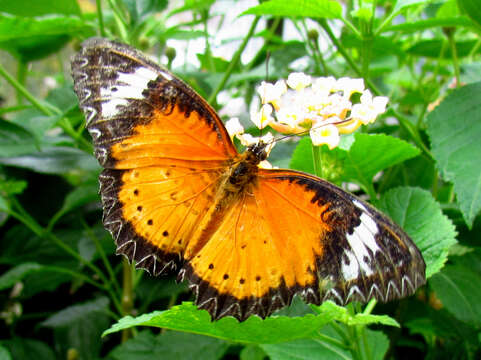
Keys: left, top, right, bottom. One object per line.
{"left": 110, "top": 106, "right": 235, "bottom": 169}
{"left": 116, "top": 165, "right": 221, "bottom": 262}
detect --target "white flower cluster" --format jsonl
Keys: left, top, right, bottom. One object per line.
{"left": 226, "top": 73, "right": 388, "bottom": 151}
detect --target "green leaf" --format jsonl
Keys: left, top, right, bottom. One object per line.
{"left": 103, "top": 301, "right": 397, "bottom": 343}
{"left": 385, "top": 17, "right": 473, "bottom": 33}
{"left": 0, "top": 338, "right": 55, "bottom": 360}
{"left": 135, "top": 276, "right": 188, "bottom": 307}
{"left": 408, "top": 39, "right": 479, "bottom": 58}
{"left": 311, "top": 301, "right": 399, "bottom": 327}
{"left": 352, "top": 6, "right": 373, "bottom": 22}
{"left": 0, "top": 119, "right": 38, "bottom": 157}
{"left": 392, "top": 0, "right": 429, "bottom": 14}
{"left": 0, "top": 146, "right": 100, "bottom": 174}
{"left": 49, "top": 182, "right": 99, "bottom": 228}
{"left": 0, "top": 228, "right": 83, "bottom": 297}
{"left": 163, "top": 28, "right": 204, "bottom": 40}
{"left": 457, "top": 0, "right": 481, "bottom": 28}
{"left": 259, "top": 324, "right": 389, "bottom": 360}
{"left": 242, "top": 0, "right": 342, "bottom": 19}
{"left": 0, "top": 226, "right": 77, "bottom": 267}
{"left": 9, "top": 110, "right": 59, "bottom": 140}
{"left": 290, "top": 137, "right": 315, "bottom": 175}
{"left": 427, "top": 81, "right": 481, "bottom": 227}
{"left": 340, "top": 33, "right": 405, "bottom": 58}
{"left": 379, "top": 187, "right": 457, "bottom": 278}
{"left": 0, "top": 263, "right": 43, "bottom": 290}
{"left": 42, "top": 297, "right": 109, "bottom": 327}
{"left": 0, "top": 179, "right": 27, "bottom": 196}
{"left": 108, "top": 331, "right": 229, "bottom": 360}
{"left": 168, "top": 0, "right": 215, "bottom": 16}
{"left": 240, "top": 345, "right": 267, "bottom": 360}
{"left": 0, "top": 0, "right": 80, "bottom": 16}
{"left": 0, "top": 14, "right": 91, "bottom": 41}
{"left": 430, "top": 264, "right": 481, "bottom": 326}
{"left": 366, "top": 329, "right": 389, "bottom": 360}
{"left": 436, "top": 0, "right": 460, "bottom": 18}
{"left": 42, "top": 297, "right": 111, "bottom": 360}
{"left": 0, "top": 13, "right": 94, "bottom": 61}
{"left": 290, "top": 134, "right": 419, "bottom": 190}
{"left": 123, "top": 0, "right": 168, "bottom": 25}
{"left": 404, "top": 300, "right": 477, "bottom": 341}
{"left": 0, "top": 345, "right": 12, "bottom": 360}
{"left": 338, "top": 133, "right": 420, "bottom": 190}
{"left": 261, "top": 338, "right": 350, "bottom": 360}
{"left": 103, "top": 302, "right": 336, "bottom": 343}
{"left": 268, "top": 140, "right": 298, "bottom": 169}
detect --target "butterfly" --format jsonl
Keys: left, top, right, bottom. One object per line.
{"left": 71, "top": 38, "right": 426, "bottom": 321}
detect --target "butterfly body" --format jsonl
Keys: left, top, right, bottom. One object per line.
{"left": 72, "top": 38, "right": 426, "bottom": 321}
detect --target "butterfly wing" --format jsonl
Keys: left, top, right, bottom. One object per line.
{"left": 71, "top": 38, "right": 237, "bottom": 274}
{"left": 181, "top": 169, "right": 425, "bottom": 321}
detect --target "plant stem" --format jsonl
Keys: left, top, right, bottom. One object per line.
{"left": 300, "top": 19, "right": 326, "bottom": 75}
{"left": 16, "top": 61, "right": 27, "bottom": 105}
{"left": 0, "top": 62, "right": 93, "bottom": 152}
{"left": 388, "top": 107, "right": 433, "bottom": 160}
{"left": 363, "top": 298, "right": 377, "bottom": 314}
{"left": 0, "top": 63, "right": 57, "bottom": 116}
{"left": 202, "top": 9, "right": 215, "bottom": 72}
{"left": 447, "top": 31, "right": 461, "bottom": 87}
{"left": 348, "top": 325, "right": 363, "bottom": 360}
{"left": 245, "top": 17, "right": 281, "bottom": 72}
{"left": 96, "top": 0, "right": 106, "bottom": 37}
{"left": 329, "top": 321, "right": 351, "bottom": 348}
{"left": 315, "top": 332, "right": 350, "bottom": 350}
{"left": 311, "top": 144, "right": 323, "bottom": 178}
{"left": 361, "top": 326, "right": 372, "bottom": 360}
{"left": 121, "top": 259, "right": 134, "bottom": 342}
{"left": 207, "top": 16, "right": 260, "bottom": 104}
{"left": 0, "top": 105, "right": 31, "bottom": 115}
{"left": 319, "top": 19, "right": 363, "bottom": 77}
{"left": 81, "top": 219, "right": 122, "bottom": 297}
{"left": 7, "top": 197, "right": 118, "bottom": 294}
{"left": 107, "top": 0, "right": 129, "bottom": 42}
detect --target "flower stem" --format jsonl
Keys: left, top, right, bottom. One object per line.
{"left": 446, "top": 31, "right": 461, "bottom": 87}
{"left": 0, "top": 63, "right": 57, "bottom": 116}
{"left": 207, "top": 16, "right": 260, "bottom": 105}
{"left": 121, "top": 259, "right": 134, "bottom": 342}
{"left": 107, "top": 0, "right": 129, "bottom": 42}
{"left": 96, "top": 0, "right": 106, "bottom": 37}
{"left": 311, "top": 144, "right": 323, "bottom": 178}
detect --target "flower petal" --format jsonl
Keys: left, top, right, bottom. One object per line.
{"left": 310, "top": 124, "right": 340, "bottom": 149}
{"left": 225, "top": 117, "right": 244, "bottom": 139}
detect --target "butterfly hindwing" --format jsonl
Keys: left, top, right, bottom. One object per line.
{"left": 182, "top": 169, "right": 425, "bottom": 321}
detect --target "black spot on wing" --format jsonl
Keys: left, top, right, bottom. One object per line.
{"left": 99, "top": 169, "right": 184, "bottom": 276}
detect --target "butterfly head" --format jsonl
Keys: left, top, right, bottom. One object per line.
{"left": 246, "top": 140, "right": 269, "bottom": 164}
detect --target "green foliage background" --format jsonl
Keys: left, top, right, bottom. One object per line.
{"left": 0, "top": 0, "right": 480, "bottom": 359}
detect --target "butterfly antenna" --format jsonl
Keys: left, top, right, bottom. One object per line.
{"left": 265, "top": 116, "right": 356, "bottom": 146}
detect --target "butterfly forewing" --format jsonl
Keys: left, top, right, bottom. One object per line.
{"left": 71, "top": 37, "right": 237, "bottom": 168}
